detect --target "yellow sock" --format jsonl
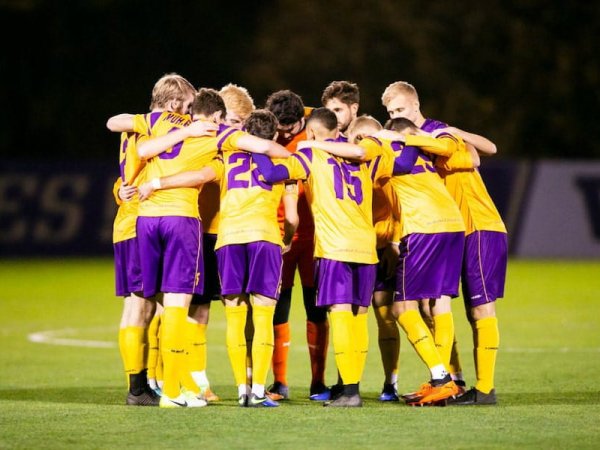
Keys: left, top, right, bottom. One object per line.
{"left": 251, "top": 304, "right": 275, "bottom": 386}
{"left": 161, "top": 306, "right": 188, "bottom": 398}
{"left": 374, "top": 305, "right": 400, "bottom": 383}
{"left": 147, "top": 314, "right": 161, "bottom": 381}
{"left": 398, "top": 309, "right": 443, "bottom": 371}
{"left": 353, "top": 312, "right": 369, "bottom": 382}
{"left": 225, "top": 304, "right": 248, "bottom": 387}
{"left": 330, "top": 311, "right": 358, "bottom": 384}
{"left": 475, "top": 317, "right": 499, "bottom": 394}
{"left": 186, "top": 322, "right": 207, "bottom": 372}
{"left": 123, "top": 326, "right": 146, "bottom": 376}
{"left": 433, "top": 312, "right": 454, "bottom": 371}
{"left": 118, "top": 328, "right": 128, "bottom": 387}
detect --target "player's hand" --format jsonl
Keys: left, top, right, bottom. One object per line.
{"left": 282, "top": 242, "right": 292, "bottom": 255}
{"left": 186, "top": 120, "right": 219, "bottom": 137}
{"left": 137, "top": 182, "right": 154, "bottom": 201}
{"left": 381, "top": 242, "right": 400, "bottom": 279}
{"left": 119, "top": 182, "right": 137, "bottom": 202}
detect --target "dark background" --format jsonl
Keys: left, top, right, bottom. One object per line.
{"left": 1, "top": 0, "right": 599, "bottom": 162}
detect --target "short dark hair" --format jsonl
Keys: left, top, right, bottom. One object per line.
{"left": 244, "top": 109, "right": 278, "bottom": 140}
{"left": 384, "top": 117, "right": 418, "bottom": 133}
{"left": 265, "top": 90, "right": 305, "bottom": 126}
{"left": 192, "top": 88, "right": 226, "bottom": 117}
{"left": 321, "top": 80, "right": 360, "bottom": 106}
{"left": 307, "top": 107, "right": 338, "bottom": 132}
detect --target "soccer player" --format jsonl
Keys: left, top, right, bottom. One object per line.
{"left": 137, "top": 108, "right": 291, "bottom": 407}
{"left": 112, "top": 133, "right": 159, "bottom": 406}
{"left": 265, "top": 90, "right": 329, "bottom": 401}
{"left": 320, "top": 114, "right": 464, "bottom": 405}
{"left": 253, "top": 108, "right": 384, "bottom": 407}
{"left": 323, "top": 82, "right": 402, "bottom": 402}
{"left": 183, "top": 84, "right": 258, "bottom": 403}
{"left": 432, "top": 129, "right": 506, "bottom": 405}
{"left": 381, "top": 80, "right": 498, "bottom": 391}
{"left": 107, "top": 73, "right": 200, "bottom": 406}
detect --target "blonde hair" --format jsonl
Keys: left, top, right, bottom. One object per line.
{"left": 381, "top": 81, "right": 418, "bottom": 107}
{"left": 150, "top": 73, "right": 196, "bottom": 110}
{"left": 347, "top": 115, "right": 382, "bottom": 143}
{"left": 219, "top": 83, "right": 255, "bottom": 120}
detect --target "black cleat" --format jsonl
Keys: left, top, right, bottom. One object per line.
{"left": 126, "top": 386, "right": 160, "bottom": 406}
{"left": 324, "top": 393, "right": 363, "bottom": 408}
{"left": 266, "top": 381, "right": 289, "bottom": 401}
{"left": 328, "top": 383, "right": 344, "bottom": 401}
{"left": 447, "top": 387, "right": 497, "bottom": 406}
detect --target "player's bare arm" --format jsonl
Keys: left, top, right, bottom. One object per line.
{"left": 138, "top": 166, "right": 217, "bottom": 201}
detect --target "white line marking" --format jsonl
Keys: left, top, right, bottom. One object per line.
{"left": 27, "top": 327, "right": 600, "bottom": 353}
{"left": 28, "top": 327, "right": 116, "bottom": 348}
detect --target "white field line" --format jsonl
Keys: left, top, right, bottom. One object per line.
{"left": 27, "top": 327, "right": 600, "bottom": 353}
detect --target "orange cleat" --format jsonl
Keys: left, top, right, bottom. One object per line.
{"left": 409, "top": 379, "right": 459, "bottom": 406}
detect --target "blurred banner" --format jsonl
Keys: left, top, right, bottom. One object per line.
{"left": 0, "top": 162, "right": 117, "bottom": 256}
{"left": 512, "top": 161, "right": 600, "bottom": 258}
{"left": 1, "top": 160, "right": 599, "bottom": 258}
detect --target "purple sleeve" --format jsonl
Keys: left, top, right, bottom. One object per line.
{"left": 252, "top": 153, "right": 290, "bottom": 182}
{"left": 393, "top": 146, "right": 419, "bottom": 175}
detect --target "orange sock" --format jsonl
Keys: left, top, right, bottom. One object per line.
{"left": 307, "top": 320, "right": 329, "bottom": 386}
{"left": 272, "top": 323, "right": 290, "bottom": 385}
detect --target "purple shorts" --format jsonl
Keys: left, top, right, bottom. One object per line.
{"left": 113, "top": 237, "right": 143, "bottom": 297}
{"left": 192, "top": 233, "right": 221, "bottom": 305}
{"left": 395, "top": 232, "right": 465, "bottom": 301}
{"left": 136, "top": 216, "right": 204, "bottom": 298}
{"left": 315, "top": 258, "right": 377, "bottom": 307}
{"left": 462, "top": 231, "right": 508, "bottom": 307}
{"left": 216, "top": 241, "right": 283, "bottom": 300}
{"left": 374, "top": 248, "right": 395, "bottom": 292}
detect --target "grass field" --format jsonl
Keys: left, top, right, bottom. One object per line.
{"left": 1, "top": 258, "right": 599, "bottom": 449}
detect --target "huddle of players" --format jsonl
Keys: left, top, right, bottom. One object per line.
{"left": 108, "top": 73, "right": 507, "bottom": 408}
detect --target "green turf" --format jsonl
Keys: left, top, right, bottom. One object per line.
{"left": 1, "top": 258, "right": 599, "bottom": 449}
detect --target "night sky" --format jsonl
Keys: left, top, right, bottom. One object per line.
{"left": 2, "top": 0, "right": 599, "bottom": 162}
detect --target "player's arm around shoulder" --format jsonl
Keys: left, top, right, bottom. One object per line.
{"left": 436, "top": 126, "right": 497, "bottom": 156}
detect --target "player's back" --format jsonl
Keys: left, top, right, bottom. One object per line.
{"left": 379, "top": 139, "right": 465, "bottom": 237}
{"left": 213, "top": 150, "right": 284, "bottom": 249}
{"left": 295, "top": 145, "right": 377, "bottom": 264}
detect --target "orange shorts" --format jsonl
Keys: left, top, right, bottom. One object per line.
{"left": 281, "top": 239, "right": 315, "bottom": 289}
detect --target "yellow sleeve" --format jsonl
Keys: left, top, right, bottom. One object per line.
{"left": 405, "top": 134, "right": 457, "bottom": 157}
{"left": 207, "top": 156, "right": 225, "bottom": 182}
{"left": 113, "top": 178, "right": 123, "bottom": 206}
{"left": 359, "top": 137, "right": 383, "bottom": 161}
{"left": 132, "top": 114, "right": 150, "bottom": 135}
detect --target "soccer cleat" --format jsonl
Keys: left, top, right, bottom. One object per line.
{"left": 447, "top": 387, "right": 497, "bottom": 406}
{"left": 266, "top": 381, "right": 289, "bottom": 401}
{"left": 454, "top": 379, "right": 467, "bottom": 397}
{"left": 328, "top": 383, "right": 344, "bottom": 401}
{"left": 160, "top": 389, "right": 208, "bottom": 408}
{"left": 200, "top": 386, "right": 220, "bottom": 402}
{"left": 409, "top": 379, "right": 460, "bottom": 406}
{"left": 238, "top": 394, "right": 249, "bottom": 407}
{"left": 160, "top": 393, "right": 190, "bottom": 408}
{"left": 309, "top": 383, "right": 331, "bottom": 401}
{"left": 401, "top": 382, "right": 433, "bottom": 403}
{"left": 126, "top": 387, "right": 160, "bottom": 406}
{"left": 379, "top": 383, "right": 400, "bottom": 402}
{"left": 323, "top": 394, "right": 363, "bottom": 408}
{"left": 247, "top": 393, "right": 280, "bottom": 407}
{"left": 182, "top": 389, "right": 208, "bottom": 408}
